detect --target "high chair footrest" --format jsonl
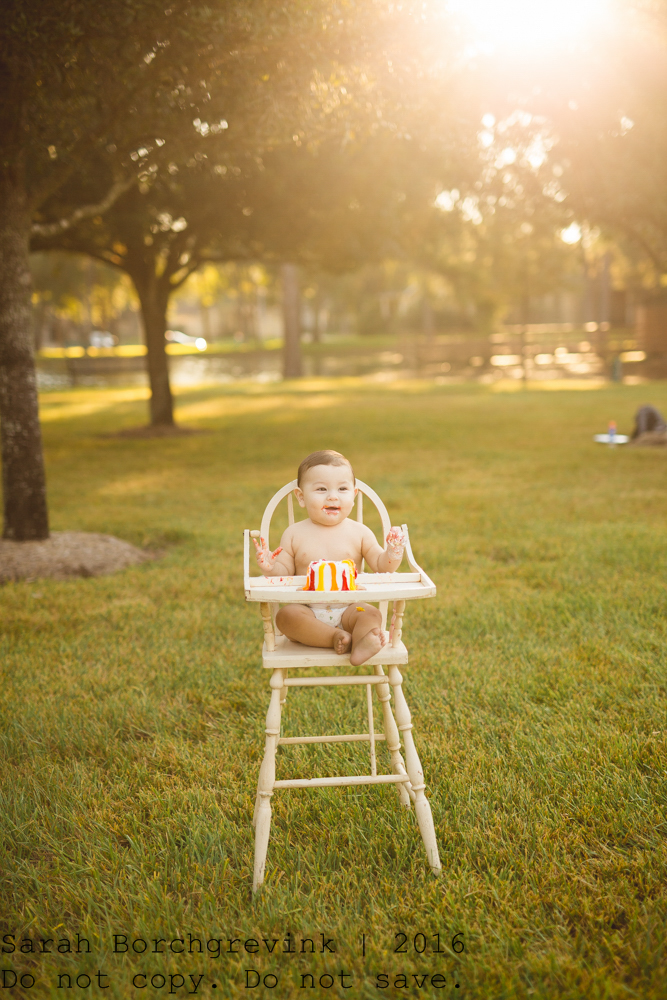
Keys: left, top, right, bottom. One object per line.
{"left": 278, "top": 733, "right": 387, "bottom": 745}
{"left": 274, "top": 774, "right": 411, "bottom": 790}
{"left": 262, "top": 633, "right": 408, "bottom": 668}
{"left": 285, "top": 673, "right": 385, "bottom": 688}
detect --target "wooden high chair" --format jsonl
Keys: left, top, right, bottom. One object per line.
{"left": 244, "top": 479, "right": 441, "bottom": 892}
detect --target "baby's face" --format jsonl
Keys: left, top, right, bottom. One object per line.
{"left": 295, "top": 464, "right": 357, "bottom": 527}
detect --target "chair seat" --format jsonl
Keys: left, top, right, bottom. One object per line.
{"left": 262, "top": 632, "right": 409, "bottom": 669}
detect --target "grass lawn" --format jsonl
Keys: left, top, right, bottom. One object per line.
{"left": 1, "top": 377, "right": 666, "bottom": 999}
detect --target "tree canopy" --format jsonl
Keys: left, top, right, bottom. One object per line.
{"left": 6, "top": 0, "right": 667, "bottom": 541}
{"left": 31, "top": 1, "right": 478, "bottom": 422}
{"left": 6, "top": 0, "right": 449, "bottom": 535}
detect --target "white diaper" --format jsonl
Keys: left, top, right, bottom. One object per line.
{"left": 309, "top": 603, "right": 346, "bottom": 628}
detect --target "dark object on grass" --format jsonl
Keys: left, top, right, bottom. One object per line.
{"left": 629, "top": 405, "right": 667, "bottom": 447}
{"left": 631, "top": 405, "right": 667, "bottom": 438}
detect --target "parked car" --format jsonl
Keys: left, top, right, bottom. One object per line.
{"left": 165, "top": 330, "right": 207, "bottom": 351}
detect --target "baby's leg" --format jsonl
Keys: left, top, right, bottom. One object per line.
{"left": 276, "top": 605, "right": 351, "bottom": 654}
{"left": 341, "top": 603, "right": 386, "bottom": 666}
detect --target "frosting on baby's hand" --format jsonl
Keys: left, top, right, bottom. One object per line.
{"left": 253, "top": 536, "right": 283, "bottom": 573}
{"left": 386, "top": 526, "right": 406, "bottom": 560}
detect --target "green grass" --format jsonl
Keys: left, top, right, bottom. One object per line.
{"left": 1, "top": 377, "right": 666, "bottom": 999}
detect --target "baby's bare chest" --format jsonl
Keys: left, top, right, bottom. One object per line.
{"left": 290, "top": 524, "right": 363, "bottom": 573}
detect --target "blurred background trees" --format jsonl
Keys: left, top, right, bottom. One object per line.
{"left": 31, "top": 0, "right": 471, "bottom": 419}
{"left": 34, "top": 0, "right": 667, "bottom": 359}
{"left": 7, "top": 0, "right": 667, "bottom": 535}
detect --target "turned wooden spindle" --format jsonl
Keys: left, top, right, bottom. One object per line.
{"left": 390, "top": 600, "right": 406, "bottom": 648}
{"left": 388, "top": 664, "right": 441, "bottom": 872}
{"left": 366, "top": 684, "right": 377, "bottom": 777}
{"left": 260, "top": 602, "right": 275, "bottom": 652}
{"left": 253, "top": 668, "right": 284, "bottom": 892}
{"left": 374, "top": 664, "right": 412, "bottom": 807}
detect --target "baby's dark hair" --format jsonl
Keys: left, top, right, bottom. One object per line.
{"left": 297, "top": 450, "right": 355, "bottom": 487}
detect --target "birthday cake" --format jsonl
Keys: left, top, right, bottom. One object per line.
{"left": 303, "top": 559, "right": 357, "bottom": 591}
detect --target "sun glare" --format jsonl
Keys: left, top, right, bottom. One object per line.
{"left": 448, "top": 0, "right": 611, "bottom": 51}
{"left": 561, "top": 223, "right": 582, "bottom": 244}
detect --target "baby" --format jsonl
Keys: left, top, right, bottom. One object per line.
{"left": 254, "top": 450, "right": 406, "bottom": 665}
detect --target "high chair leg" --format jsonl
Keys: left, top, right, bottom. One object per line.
{"left": 387, "top": 664, "right": 442, "bottom": 874}
{"left": 253, "top": 671, "right": 289, "bottom": 827}
{"left": 374, "top": 665, "right": 412, "bottom": 808}
{"left": 253, "top": 668, "right": 284, "bottom": 892}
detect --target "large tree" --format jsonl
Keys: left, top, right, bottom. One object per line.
{"left": 551, "top": 16, "right": 667, "bottom": 283}
{"left": 227, "top": 134, "right": 456, "bottom": 373}
{"left": 34, "top": 163, "right": 251, "bottom": 425}
{"left": 413, "top": 123, "right": 579, "bottom": 330}
{"left": 34, "top": 1, "right": 474, "bottom": 417}
{"left": 36, "top": 130, "right": 449, "bottom": 399}
{"left": 3, "top": 0, "right": 390, "bottom": 537}
{"left": 1, "top": 0, "right": 260, "bottom": 538}
{"left": 455, "top": 2, "right": 667, "bottom": 292}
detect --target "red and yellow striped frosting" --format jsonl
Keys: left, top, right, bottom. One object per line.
{"left": 303, "top": 559, "right": 357, "bottom": 591}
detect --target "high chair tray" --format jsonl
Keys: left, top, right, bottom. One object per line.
{"left": 243, "top": 528, "right": 436, "bottom": 604}
{"left": 246, "top": 573, "right": 435, "bottom": 603}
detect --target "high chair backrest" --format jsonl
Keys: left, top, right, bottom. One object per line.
{"left": 260, "top": 479, "right": 391, "bottom": 553}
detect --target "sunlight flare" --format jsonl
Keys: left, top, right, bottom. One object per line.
{"left": 448, "top": 0, "right": 612, "bottom": 51}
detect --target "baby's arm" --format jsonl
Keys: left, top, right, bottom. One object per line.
{"left": 359, "top": 524, "right": 406, "bottom": 573}
{"left": 253, "top": 527, "right": 296, "bottom": 576}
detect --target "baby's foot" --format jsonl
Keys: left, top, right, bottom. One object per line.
{"left": 350, "top": 627, "right": 386, "bottom": 666}
{"left": 332, "top": 629, "right": 352, "bottom": 655}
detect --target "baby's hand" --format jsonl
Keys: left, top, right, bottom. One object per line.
{"left": 253, "top": 536, "right": 283, "bottom": 574}
{"left": 386, "top": 526, "right": 406, "bottom": 561}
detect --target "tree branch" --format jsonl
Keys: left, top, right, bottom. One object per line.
{"left": 31, "top": 177, "right": 135, "bottom": 238}
{"left": 167, "top": 242, "right": 246, "bottom": 291}
{"left": 168, "top": 260, "right": 203, "bottom": 291}
{"left": 619, "top": 220, "right": 667, "bottom": 275}
{"left": 26, "top": 5, "right": 194, "bottom": 212}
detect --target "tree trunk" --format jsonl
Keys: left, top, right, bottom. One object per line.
{"left": 312, "top": 289, "right": 322, "bottom": 345}
{"left": 422, "top": 297, "right": 435, "bottom": 342}
{"left": 0, "top": 168, "right": 49, "bottom": 539}
{"left": 200, "top": 302, "right": 212, "bottom": 342}
{"left": 600, "top": 251, "right": 611, "bottom": 326}
{"left": 135, "top": 276, "right": 174, "bottom": 426}
{"left": 281, "top": 262, "right": 302, "bottom": 378}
